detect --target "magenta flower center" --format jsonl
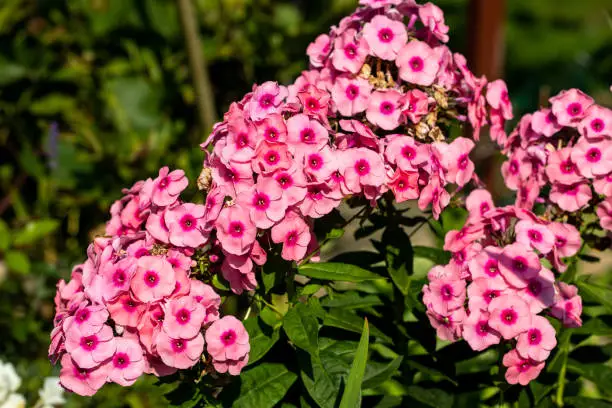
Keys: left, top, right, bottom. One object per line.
{"left": 527, "top": 279, "right": 542, "bottom": 296}
{"left": 144, "top": 270, "right": 159, "bottom": 288}
{"left": 236, "top": 133, "right": 249, "bottom": 148}
{"left": 380, "top": 101, "right": 395, "bottom": 115}
{"left": 440, "top": 284, "right": 453, "bottom": 301}
{"left": 409, "top": 56, "right": 424, "bottom": 72}
{"left": 395, "top": 177, "right": 409, "bottom": 191}
{"left": 171, "top": 339, "right": 186, "bottom": 353}
{"left": 276, "top": 174, "right": 293, "bottom": 189}
{"left": 80, "top": 335, "right": 99, "bottom": 351}
{"left": 501, "top": 308, "right": 518, "bottom": 325}
{"left": 112, "top": 269, "right": 127, "bottom": 287}
{"left": 567, "top": 102, "right": 582, "bottom": 117}
{"left": 253, "top": 193, "right": 270, "bottom": 210}
{"left": 512, "top": 256, "right": 527, "bottom": 272}
{"left": 476, "top": 321, "right": 489, "bottom": 336}
{"left": 509, "top": 160, "right": 519, "bottom": 175}
{"left": 73, "top": 366, "right": 90, "bottom": 380}
{"left": 560, "top": 160, "right": 575, "bottom": 174}
{"left": 265, "top": 127, "right": 278, "bottom": 141}
{"left": 485, "top": 289, "right": 500, "bottom": 303}
{"left": 221, "top": 329, "right": 237, "bottom": 346}
{"left": 377, "top": 28, "right": 394, "bottom": 43}
{"left": 308, "top": 154, "right": 324, "bottom": 170}
{"left": 457, "top": 154, "right": 469, "bottom": 170}
{"left": 259, "top": 94, "right": 274, "bottom": 108}
{"left": 135, "top": 248, "right": 150, "bottom": 258}
{"left": 402, "top": 145, "right": 416, "bottom": 159}
{"left": 285, "top": 231, "right": 298, "bottom": 246}
{"left": 76, "top": 309, "right": 90, "bottom": 323}
{"left": 180, "top": 214, "right": 197, "bottom": 231}
{"left": 518, "top": 360, "right": 532, "bottom": 372}
{"left": 453, "top": 250, "right": 465, "bottom": 264}
{"left": 176, "top": 308, "right": 191, "bottom": 325}
{"left": 528, "top": 328, "right": 542, "bottom": 345}
{"left": 229, "top": 221, "right": 245, "bottom": 238}
{"left": 308, "top": 187, "right": 323, "bottom": 200}
{"left": 158, "top": 177, "right": 169, "bottom": 189}
{"left": 528, "top": 229, "right": 542, "bottom": 242}
{"left": 344, "top": 43, "right": 357, "bottom": 59}
{"left": 355, "top": 159, "right": 370, "bottom": 176}
{"left": 586, "top": 148, "right": 601, "bottom": 163}
{"left": 555, "top": 236, "right": 566, "bottom": 248}
{"left": 306, "top": 97, "right": 320, "bottom": 111}
{"left": 301, "top": 128, "right": 315, "bottom": 142}
{"left": 265, "top": 150, "right": 280, "bottom": 165}
{"left": 123, "top": 298, "right": 138, "bottom": 313}
{"left": 480, "top": 202, "right": 490, "bottom": 215}
{"left": 113, "top": 352, "right": 131, "bottom": 369}
{"left": 591, "top": 118, "right": 604, "bottom": 132}
{"left": 345, "top": 85, "right": 359, "bottom": 101}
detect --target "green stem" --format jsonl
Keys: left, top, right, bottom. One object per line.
{"left": 256, "top": 295, "right": 284, "bottom": 317}
{"left": 556, "top": 334, "right": 571, "bottom": 407}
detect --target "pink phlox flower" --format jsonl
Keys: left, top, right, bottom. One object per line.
{"left": 64, "top": 324, "right": 116, "bottom": 369}
{"left": 63, "top": 305, "right": 109, "bottom": 337}
{"left": 306, "top": 34, "right": 331, "bottom": 68}
{"left": 400, "top": 88, "right": 430, "bottom": 124}
{"left": 332, "top": 76, "right": 372, "bottom": 117}
{"left": 189, "top": 280, "right": 221, "bottom": 323}
{"left": 385, "top": 135, "right": 428, "bottom": 171}
{"left": 366, "top": 89, "right": 403, "bottom": 130}
{"left": 570, "top": 137, "right": 612, "bottom": 178}
{"left": 388, "top": 169, "right": 420, "bottom": 202}
{"left": 426, "top": 307, "right": 465, "bottom": 342}
{"left": 256, "top": 113, "right": 288, "bottom": 144}
{"left": 149, "top": 167, "right": 188, "bottom": 207}
{"left": 215, "top": 204, "right": 257, "bottom": 256}
{"left": 462, "top": 310, "right": 501, "bottom": 351}
{"left": 331, "top": 29, "right": 369, "bottom": 74}
{"left": 427, "top": 276, "right": 466, "bottom": 315}
{"left": 467, "top": 246, "right": 507, "bottom": 287}
{"left": 545, "top": 147, "right": 583, "bottom": 185}
{"left": 299, "top": 145, "right": 336, "bottom": 182}
{"left": 418, "top": 2, "right": 449, "bottom": 42}
{"left": 163, "top": 296, "right": 206, "bottom": 339}
{"left": 272, "top": 165, "right": 308, "bottom": 206}
{"left": 549, "top": 182, "right": 592, "bottom": 212}
{"left": 467, "top": 277, "right": 508, "bottom": 312}
{"left": 486, "top": 79, "right": 513, "bottom": 120}
{"left": 531, "top": 108, "right": 561, "bottom": 137}
{"left": 516, "top": 315, "right": 557, "bottom": 362}
{"left": 131, "top": 256, "right": 176, "bottom": 303}
{"left": 550, "top": 88, "right": 594, "bottom": 127}
{"left": 297, "top": 182, "right": 342, "bottom": 219}
{"left": 397, "top": 40, "right": 440, "bottom": 86}
{"left": 286, "top": 114, "right": 329, "bottom": 151}
{"left": 252, "top": 140, "right": 292, "bottom": 175}
{"left": 205, "top": 316, "right": 250, "bottom": 363}
{"left": 363, "top": 15, "right": 408, "bottom": 61}
{"left": 417, "top": 175, "right": 450, "bottom": 219}
{"left": 238, "top": 177, "right": 288, "bottom": 229}
{"left": 164, "top": 203, "right": 208, "bottom": 248}
{"left": 498, "top": 243, "right": 541, "bottom": 289}
{"left": 155, "top": 331, "right": 204, "bottom": 370}
{"left": 487, "top": 294, "right": 532, "bottom": 340}
{"left": 59, "top": 354, "right": 109, "bottom": 396}
{"left": 246, "top": 81, "right": 288, "bottom": 121}
{"left": 298, "top": 84, "right": 331, "bottom": 122}
{"left": 107, "top": 337, "right": 145, "bottom": 386}
{"left": 580, "top": 104, "right": 612, "bottom": 140}
{"left": 343, "top": 147, "right": 386, "bottom": 193}
{"left": 502, "top": 349, "right": 545, "bottom": 386}
{"left": 596, "top": 198, "right": 612, "bottom": 231}
{"left": 107, "top": 293, "right": 146, "bottom": 328}
{"left": 443, "top": 224, "right": 484, "bottom": 253}
{"left": 517, "top": 267, "right": 555, "bottom": 314}
{"left": 466, "top": 189, "right": 494, "bottom": 223}
{"left": 515, "top": 220, "right": 555, "bottom": 254}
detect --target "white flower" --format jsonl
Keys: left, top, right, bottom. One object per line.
{"left": 0, "top": 393, "right": 25, "bottom": 408}
{"left": 0, "top": 361, "right": 21, "bottom": 403}
{"left": 38, "top": 377, "right": 65, "bottom": 408}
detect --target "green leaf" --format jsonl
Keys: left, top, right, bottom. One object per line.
{"left": 222, "top": 363, "right": 297, "bottom": 408}
{"left": 323, "top": 309, "right": 392, "bottom": 343}
{"left": 0, "top": 57, "right": 27, "bottom": 85}
{"left": 12, "top": 219, "right": 59, "bottom": 246}
{"left": 339, "top": 320, "right": 369, "bottom": 408}
{"left": 283, "top": 303, "right": 319, "bottom": 355}
{"left": 298, "top": 263, "right": 381, "bottom": 282}
{"left": 413, "top": 246, "right": 451, "bottom": 265}
{"left": 244, "top": 317, "right": 280, "bottom": 366}
{"left": 567, "top": 361, "right": 612, "bottom": 395}
{"left": 322, "top": 292, "right": 383, "bottom": 310}
{"left": 5, "top": 250, "right": 30, "bottom": 275}
{"left": 576, "top": 281, "right": 612, "bottom": 313}
{"left": 362, "top": 356, "right": 403, "bottom": 389}
{"left": 383, "top": 227, "right": 413, "bottom": 295}
{"left": 564, "top": 397, "right": 612, "bottom": 408}
{"left": 0, "top": 219, "right": 10, "bottom": 251}
{"left": 404, "top": 386, "right": 454, "bottom": 407}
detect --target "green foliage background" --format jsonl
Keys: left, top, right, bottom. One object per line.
{"left": 0, "top": 0, "right": 611, "bottom": 406}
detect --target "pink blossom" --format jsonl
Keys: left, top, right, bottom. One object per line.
{"left": 205, "top": 316, "right": 250, "bottom": 362}
{"left": 397, "top": 40, "right": 439, "bottom": 86}
{"left": 306, "top": 34, "right": 331, "bottom": 68}
{"left": 63, "top": 305, "right": 108, "bottom": 337}
{"left": 271, "top": 211, "right": 311, "bottom": 261}
{"left": 332, "top": 76, "right": 372, "bottom": 117}
{"left": 549, "top": 182, "right": 592, "bottom": 212}
{"left": 580, "top": 104, "right": 612, "bottom": 139}
{"left": 298, "top": 85, "right": 330, "bottom": 121}
{"left": 131, "top": 256, "right": 176, "bottom": 303}
{"left": 515, "top": 220, "right": 555, "bottom": 254}
{"left": 487, "top": 295, "right": 532, "bottom": 340}
{"left": 518, "top": 268, "right": 555, "bottom": 314}
{"left": 466, "top": 189, "right": 494, "bottom": 222}
{"left": 252, "top": 141, "right": 292, "bottom": 175}
{"left": 297, "top": 183, "right": 341, "bottom": 219}
{"left": 426, "top": 308, "right": 465, "bottom": 342}
{"left": 272, "top": 166, "right": 308, "bottom": 206}
{"left": 443, "top": 224, "right": 484, "bottom": 253}
{"left": 385, "top": 136, "right": 428, "bottom": 171}
{"left": 163, "top": 296, "right": 206, "bottom": 339}
{"left": 545, "top": 147, "right": 582, "bottom": 185}
{"left": 570, "top": 138, "right": 612, "bottom": 178}
{"left": 550, "top": 289, "right": 582, "bottom": 328}
{"left": 467, "top": 277, "right": 507, "bottom": 312}
{"left": 419, "top": 3, "right": 449, "bottom": 42}
{"left": 164, "top": 204, "right": 208, "bottom": 248}
{"left": 212, "top": 159, "right": 254, "bottom": 198}
{"left": 596, "top": 198, "right": 612, "bottom": 231}
{"left": 221, "top": 262, "right": 257, "bottom": 295}
{"left": 149, "top": 167, "right": 188, "bottom": 207}
{"left": 498, "top": 244, "right": 541, "bottom": 289}
{"left": 427, "top": 276, "right": 466, "bottom": 315}
{"left": 300, "top": 145, "right": 336, "bottom": 182}
{"left": 462, "top": 310, "right": 500, "bottom": 351}
{"left": 388, "top": 169, "right": 420, "bottom": 202}
{"left": 107, "top": 338, "right": 145, "bottom": 386}
{"left": 359, "top": 0, "right": 403, "bottom": 7}
{"left": 343, "top": 148, "right": 386, "bottom": 193}
{"left": 401, "top": 89, "right": 430, "bottom": 124}
{"left": 107, "top": 293, "right": 146, "bottom": 328}
{"left": 146, "top": 211, "right": 170, "bottom": 243}
{"left": 363, "top": 15, "right": 407, "bottom": 60}
{"left": 189, "top": 280, "right": 221, "bottom": 323}
{"left": 215, "top": 205, "right": 257, "bottom": 256}
{"left": 286, "top": 114, "right": 329, "bottom": 150}
{"left": 594, "top": 172, "right": 612, "bottom": 196}
{"left": 239, "top": 178, "right": 288, "bottom": 229}
{"left": 531, "top": 108, "right": 561, "bottom": 137}
{"left": 59, "top": 354, "right": 109, "bottom": 397}
{"left": 331, "top": 29, "right": 369, "bottom": 74}
{"left": 468, "top": 246, "right": 507, "bottom": 287}
{"left": 211, "top": 355, "right": 248, "bottom": 376}
{"left": 65, "top": 324, "right": 116, "bottom": 369}
{"left": 516, "top": 315, "right": 557, "bottom": 362}
{"left": 501, "top": 150, "right": 532, "bottom": 191}
{"left": 550, "top": 88, "right": 594, "bottom": 127}
{"left": 435, "top": 137, "right": 475, "bottom": 187}
{"left": 156, "top": 331, "right": 204, "bottom": 370}
{"left": 547, "top": 222, "right": 581, "bottom": 258}
{"left": 502, "top": 349, "right": 545, "bottom": 386}
{"left": 486, "top": 80, "right": 513, "bottom": 120}
{"left": 418, "top": 175, "right": 450, "bottom": 219}
{"left": 366, "top": 90, "right": 403, "bottom": 130}
{"left": 246, "top": 81, "right": 288, "bottom": 121}
{"left": 222, "top": 118, "right": 256, "bottom": 163}
{"left": 256, "top": 113, "right": 287, "bottom": 144}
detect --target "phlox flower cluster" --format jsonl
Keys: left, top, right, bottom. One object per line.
{"left": 423, "top": 189, "right": 583, "bottom": 385}
{"left": 501, "top": 89, "right": 612, "bottom": 236}
{"left": 49, "top": 168, "right": 249, "bottom": 396}
{"left": 201, "top": 0, "right": 513, "bottom": 290}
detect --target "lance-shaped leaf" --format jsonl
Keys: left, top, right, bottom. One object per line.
{"left": 339, "top": 320, "right": 369, "bottom": 408}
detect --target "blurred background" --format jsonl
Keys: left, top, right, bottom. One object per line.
{"left": 0, "top": 0, "right": 610, "bottom": 406}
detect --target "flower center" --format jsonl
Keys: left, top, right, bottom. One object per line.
{"left": 180, "top": 214, "right": 197, "bottom": 231}
{"left": 355, "top": 159, "right": 370, "bottom": 176}
{"left": 171, "top": 339, "right": 185, "bottom": 353}
{"left": 80, "top": 335, "right": 98, "bottom": 351}
{"left": 112, "top": 269, "right": 126, "bottom": 287}
{"left": 265, "top": 151, "right": 279, "bottom": 165}
{"left": 344, "top": 43, "right": 357, "bottom": 59}
{"left": 276, "top": 174, "right": 293, "bottom": 188}
{"left": 158, "top": 177, "right": 169, "bottom": 189}
{"left": 286, "top": 231, "right": 298, "bottom": 246}
{"left": 528, "top": 328, "right": 542, "bottom": 345}
{"left": 253, "top": 193, "right": 270, "bottom": 210}
{"left": 229, "top": 221, "right": 245, "bottom": 238}
{"left": 378, "top": 28, "right": 394, "bottom": 43}
{"left": 380, "top": 101, "right": 395, "bottom": 115}
{"left": 512, "top": 256, "right": 527, "bottom": 272}
{"left": 567, "top": 102, "right": 582, "bottom": 117}
{"left": 221, "top": 330, "right": 237, "bottom": 346}
{"left": 76, "top": 309, "right": 90, "bottom": 322}
{"left": 501, "top": 308, "right": 518, "bottom": 325}
{"left": 301, "top": 128, "right": 315, "bottom": 142}
{"left": 409, "top": 56, "right": 424, "bottom": 72}
{"left": 527, "top": 279, "right": 542, "bottom": 296}
{"left": 113, "top": 352, "right": 130, "bottom": 369}
{"left": 509, "top": 160, "right": 519, "bottom": 175}
{"left": 402, "top": 145, "right": 415, "bottom": 159}
{"left": 586, "top": 148, "right": 601, "bottom": 163}
{"left": 308, "top": 154, "right": 323, "bottom": 170}
{"left": 528, "top": 229, "right": 542, "bottom": 242}
{"left": 176, "top": 308, "right": 191, "bottom": 324}
{"left": 144, "top": 270, "right": 159, "bottom": 287}
{"left": 476, "top": 321, "right": 489, "bottom": 336}
{"left": 345, "top": 85, "right": 359, "bottom": 101}
{"left": 265, "top": 127, "right": 278, "bottom": 141}
{"left": 259, "top": 94, "right": 274, "bottom": 108}
{"left": 560, "top": 160, "right": 575, "bottom": 174}
{"left": 591, "top": 118, "right": 604, "bottom": 132}
{"left": 457, "top": 154, "right": 469, "bottom": 170}
{"left": 440, "top": 284, "right": 453, "bottom": 301}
